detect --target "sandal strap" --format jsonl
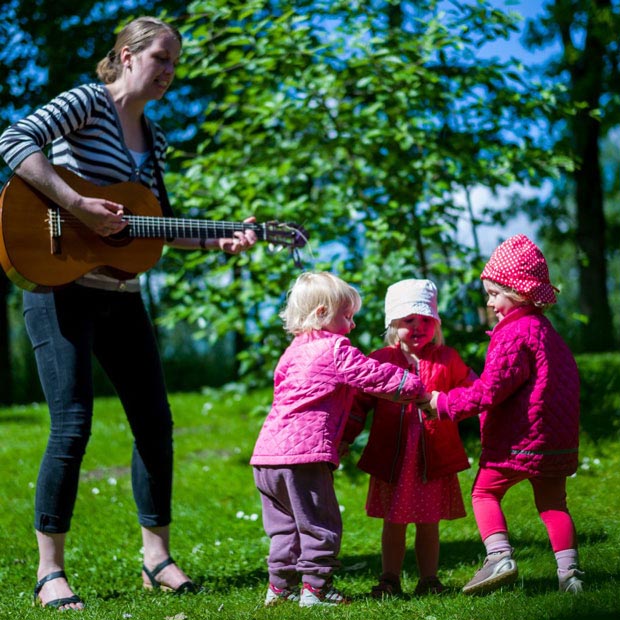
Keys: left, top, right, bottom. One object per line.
{"left": 142, "top": 556, "right": 176, "bottom": 587}
{"left": 142, "top": 557, "right": 198, "bottom": 594}
{"left": 34, "top": 570, "right": 67, "bottom": 596}
{"left": 44, "top": 594, "right": 83, "bottom": 609}
{"left": 33, "top": 571, "right": 84, "bottom": 608}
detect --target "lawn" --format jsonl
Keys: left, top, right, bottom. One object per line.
{"left": 1, "top": 387, "right": 618, "bottom": 619}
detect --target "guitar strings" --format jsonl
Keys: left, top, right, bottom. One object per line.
{"left": 48, "top": 212, "right": 306, "bottom": 247}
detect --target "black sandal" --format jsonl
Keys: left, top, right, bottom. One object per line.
{"left": 370, "top": 573, "right": 403, "bottom": 598}
{"left": 33, "top": 570, "right": 84, "bottom": 609}
{"left": 142, "top": 557, "right": 198, "bottom": 594}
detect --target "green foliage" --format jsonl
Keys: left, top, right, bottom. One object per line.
{"left": 160, "top": 0, "right": 573, "bottom": 386}
{"left": 575, "top": 352, "right": 620, "bottom": 439}
{"left": 1, "top": 387, "right": 619, "bottom": 619}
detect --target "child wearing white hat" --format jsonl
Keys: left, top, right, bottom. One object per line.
{"left": 342, "top": 278, "right": 477, "bottom": 597}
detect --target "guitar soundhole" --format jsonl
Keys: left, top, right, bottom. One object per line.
{"left": 102, "top": 208, "right": 133, "bottom": 247}
{"left": 104, "top": 227, "right": 132, "bottom": 247}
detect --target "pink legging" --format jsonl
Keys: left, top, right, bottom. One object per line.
{"left": 471, "top": 467, "right": 577, "bottom": 552}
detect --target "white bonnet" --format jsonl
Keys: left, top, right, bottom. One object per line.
{"left": 384, "top": 279, "right": 440, "bottom": 328}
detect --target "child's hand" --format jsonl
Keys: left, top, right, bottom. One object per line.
{"left": 421, "top": 391, "right": 441, "bottom": 420}
{"left": 417, "top": 392, "right": 432, "bottom": 410}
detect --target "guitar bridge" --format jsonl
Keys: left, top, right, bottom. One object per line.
{"left": 47, "top": 208, "right": 62, "bottom": 255}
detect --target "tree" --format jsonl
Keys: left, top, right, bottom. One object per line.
{"left": 524, "top": 0, "right": 620, "bottom": 352}
{"left": 159, "top": 0, "right": 573, "bottom": 385}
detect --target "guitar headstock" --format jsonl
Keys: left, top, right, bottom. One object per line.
{"left": 262, "top": 221, "right": 309, "bottom": 248}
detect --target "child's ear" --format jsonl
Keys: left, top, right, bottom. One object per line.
{"left": 316, "top": 305, "right": 327, "bottom": 317}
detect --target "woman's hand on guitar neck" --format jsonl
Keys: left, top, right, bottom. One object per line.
{"left": 216, "top": 216, "right": 258, "bottom": 255}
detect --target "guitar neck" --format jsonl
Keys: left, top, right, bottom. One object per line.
{"left": 125, "top": 216, "right": 264, "bottom": 241}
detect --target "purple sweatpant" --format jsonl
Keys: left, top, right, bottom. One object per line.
{"left": 253, "top": 463, "right": 342, "bottom": 589}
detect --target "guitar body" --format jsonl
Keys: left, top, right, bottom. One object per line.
{"left": 0, "top": 167, "right": 164, "bottom": 291}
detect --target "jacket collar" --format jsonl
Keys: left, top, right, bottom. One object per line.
{"left": 486, "top": 305, "right": 542, "bottom": 337}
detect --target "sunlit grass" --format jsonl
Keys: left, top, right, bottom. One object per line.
{"left": 1, "top": 388, "right": 618, "bottom": 619}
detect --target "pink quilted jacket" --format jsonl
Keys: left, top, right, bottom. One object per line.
{"left": 250, "top": 330, "right": 427, "bottom": 468}
{"left": 436, "top": 306, "right": 580, "bottom": 476}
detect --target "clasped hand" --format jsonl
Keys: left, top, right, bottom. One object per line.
{"left": 417, "top": 390, "right": 441, "bottom": 420}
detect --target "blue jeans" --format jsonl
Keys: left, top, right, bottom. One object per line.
{"left": 23, "top": 284, "right": 173, "bottom": 533}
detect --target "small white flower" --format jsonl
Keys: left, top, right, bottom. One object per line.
{"left": 215, "top": 540, "right": 221, "bottom": 546}
{"left": 236, "top": 511, "right": 245, "bottom": 519}
{"left": 92, "top": 487, "right": 100, "bottom": 495}
{"left": 107, "top": 477, "right": 117, "bottom": 486}
{"left": 250, "top": 513, "right": 259, "bottom": 521}
{"left": 28, "top": 482, "right": 35, "bottom": 489}
{"left": 593, "top": 458, "right": 601, "bottom": 465}
{"left": 339, "top": 505, "right": 345, "bottom": 513}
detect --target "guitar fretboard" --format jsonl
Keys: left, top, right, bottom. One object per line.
{"left": 125, "top": 215, "right": 266, "bottom": 241}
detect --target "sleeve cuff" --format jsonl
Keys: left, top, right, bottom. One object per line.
{"left": 436, "top": 392, "right": 450, "bottom": 420}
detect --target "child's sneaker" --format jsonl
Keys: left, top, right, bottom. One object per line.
{"left": 558, "top": 565, "right": 584, "bottom": 593}
{"left": 370, "top": 573, "right": 402, "bottom": 598}
{"left": 462, "top": 551, "right": 518, "bottom": 595}
{"left": 264, "top": 583, "right": 300, "bottom": 606}
{"left": 414, "top": 576, "right": 444, "bottom": 595}
{"left": 299, "top": 582, "right": 349, "bottom": 607}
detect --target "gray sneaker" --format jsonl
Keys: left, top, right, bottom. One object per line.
{"left": 264, "top": 583, "right": 300, "bottom": 606}
{"left": 558, "top": 565, "right": 584, "bottom": 593}
{"left": 462, "top": 551, "right": 518, "bottom": 595}
{"left": 299, "top": 582, "right": 349, "bottom": 607}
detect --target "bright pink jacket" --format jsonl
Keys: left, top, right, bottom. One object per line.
{"left": 250, "top": 330, "right": 426, "bottom": 468}
{"left": 436, "top": 306, "right": 580, "bottom": 476}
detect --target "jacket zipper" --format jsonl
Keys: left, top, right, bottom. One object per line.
{"left": 412, "top": 358, "right": 428, "bottom": 483}
{"left": 389, "top": 403, "right": 405, "bottom": 483}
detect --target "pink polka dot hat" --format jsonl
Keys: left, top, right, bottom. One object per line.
{"left": 480, "top": 234, "right": 558, "bottom": 305}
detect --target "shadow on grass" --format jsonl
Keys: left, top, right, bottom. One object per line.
{"left": 196, "top": 533, "right": 615, "bottom": 598}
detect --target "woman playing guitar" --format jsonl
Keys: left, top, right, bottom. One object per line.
{"left": 0, "top": 16, "right": 257, "bottom": 610}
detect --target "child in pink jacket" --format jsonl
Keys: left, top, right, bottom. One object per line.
{"left": 251, "top": 272, "right": 430, "bottom": 608}
{"left": 342, "top": 279, "right": 476, "bottom": 598}
{"left": 429, "top": 235, "right": 583, "bottom": 595}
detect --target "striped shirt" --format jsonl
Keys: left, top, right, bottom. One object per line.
{"left": 0, "top": 82, "right": 170, "bottom": 291}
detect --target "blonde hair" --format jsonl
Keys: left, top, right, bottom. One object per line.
{"left": 483, "top": 279, "right": 552, "bottom": 312}
{"left": 96, "top": 16, "right": 182, "bottom": 84}
{"left": 280, "top": 272, "right": 362, "bottom": 335}
{"left": 385, "top": 318, "right": 444, "bottom": 347}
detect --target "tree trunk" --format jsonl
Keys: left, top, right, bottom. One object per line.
{"left": 567, "top": 0, "right": 616, "bottom": 351}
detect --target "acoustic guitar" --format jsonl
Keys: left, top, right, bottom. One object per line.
{"left": 0, "top": 166, "right": 308, "bottom": 292}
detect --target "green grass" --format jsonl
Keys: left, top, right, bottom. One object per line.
{"left": 1, "top": 387, "right": 618, "bottom": 620}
